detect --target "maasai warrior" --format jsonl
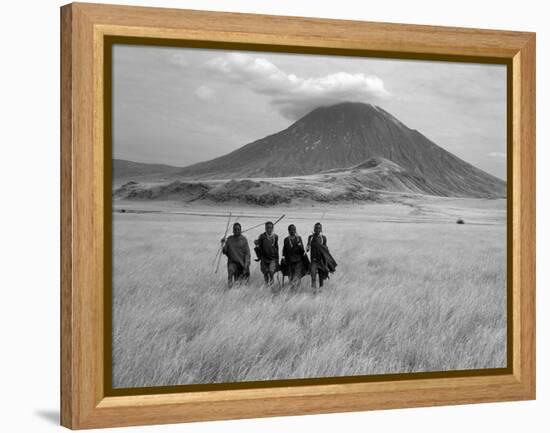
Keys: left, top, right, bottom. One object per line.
{"left": 255, "top": 221, "right": 279, "bottom": 286}
{"left": 307, "top": 222, "right": 337, "bottom": 293}
{"left": 221, "top": 222, "right": 251, "bottom": 288}
{"left": 282, "top": 224, "right": 307, "bottom": 290}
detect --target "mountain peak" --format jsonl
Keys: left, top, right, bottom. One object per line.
{"left": 175, "top": 103, "right": 506, "bottom": 198}
{"left": 314, "top": 100, "right": 375, "bottom": 110}
{"left": 293, "top": 101, "right": 406, "bottom": 133}
{"left": 305, "top": 101, "right": 378, "bottom": 118}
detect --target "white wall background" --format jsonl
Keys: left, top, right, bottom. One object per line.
{"left": 1, "top": 0, "right": 546, "bottom": 431}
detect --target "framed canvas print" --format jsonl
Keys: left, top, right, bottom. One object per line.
{"left": 60, "top": 2, "right": 536, "bottom": 429}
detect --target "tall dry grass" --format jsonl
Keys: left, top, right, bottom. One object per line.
{"left": 112, "top": 208, "right": 506, "bottom": 388}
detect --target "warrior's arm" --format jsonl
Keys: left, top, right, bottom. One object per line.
{"left": 253, "top": 237, "right": 262, "bottom": 261}
{"left": 297, "top": 236, "right": 305, "bottom": 254}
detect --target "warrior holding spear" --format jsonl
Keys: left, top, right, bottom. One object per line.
{"left": 220, "top": 222, "right": 251, "bottom": 289}
{"left": 253, "top": 215, "right": 285, "bottom": 289}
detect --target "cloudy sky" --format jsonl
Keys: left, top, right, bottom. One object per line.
{"left": 113, "top": 45, "right": 507, "bottom": 179}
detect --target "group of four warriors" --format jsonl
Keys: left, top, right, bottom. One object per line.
{"left": 220, "top": 221, "right": 333, "bottom": 292}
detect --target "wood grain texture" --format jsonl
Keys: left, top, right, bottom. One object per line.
{"left": 512, "top": 34, "right": 536, "bottom": 395}
{"left": 60, "top": 4, "right": 73, "bottom": 429}
{"left": 60, "top": 2, "right": 536, "bottom": 429}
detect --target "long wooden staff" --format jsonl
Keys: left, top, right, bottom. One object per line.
{"left": 273, "top": 214, "right": 286, "bottom": 226}
{"left": 214, "top": 212, "right": 232, "bottom": 272}
{"left": 241, "top": 220, "right": 265, "bottom": 234}
{"left": 241, "top": 213, "right": 286, "bottom": 234}
{"left": 213, "top": 212, "right": 232, "bottom": 265}
{"left": 214, "top": 213, "right": 243, "bottom": 267}
{"left": 271, "top": 214, "right": 286, "bottom": 285}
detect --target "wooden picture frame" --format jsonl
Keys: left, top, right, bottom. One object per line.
{"left": 60, "top": 2, "right": 535, "bottom": 429}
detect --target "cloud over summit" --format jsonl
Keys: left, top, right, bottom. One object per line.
{"left": 205, "top": 53, "right": 389, "bottom": 120}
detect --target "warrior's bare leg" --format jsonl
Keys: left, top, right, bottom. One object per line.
{"left": 227, "top": 262, "right": 236, "bottom": 288}
{"left": 310, "top": 262, "right": 318, "bottom": 291}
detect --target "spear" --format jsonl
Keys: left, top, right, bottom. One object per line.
{"left": 212, "top": 213, "right": 231, "bottom": 265}
{"left": 273, "top": 214, "right": 286, "bottom": 226}
{"left": 241, "top": 221, "right": 265, "bottom": 234}
{"left": 270, "top": 215, "right": 286, "bottom": 289}
{"left": 241, "top": 214, "right": 286, "bottom": 234}
{"left": 214, "top": 213, "right": 243, "bottom": 266}
{"left": 213, "top": 212, "right": 232, "bottom": 272}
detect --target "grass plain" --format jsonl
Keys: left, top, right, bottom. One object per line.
{"left": 112, "top": 197, "right": 507, "bottom": 388}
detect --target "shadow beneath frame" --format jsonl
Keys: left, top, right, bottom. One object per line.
{"left": 34, "top": 409, "right": 59, "bottom": 425}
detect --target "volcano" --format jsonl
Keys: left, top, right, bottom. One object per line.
{"left": 114, "top": 102, "right": 506, "bottom": 199}
{"left": 177, "top": 102, "right": 505, "bottom": 198}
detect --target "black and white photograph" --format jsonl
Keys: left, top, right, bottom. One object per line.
{"left": 110, "top": 44, "right": 508, "bottom": 389}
